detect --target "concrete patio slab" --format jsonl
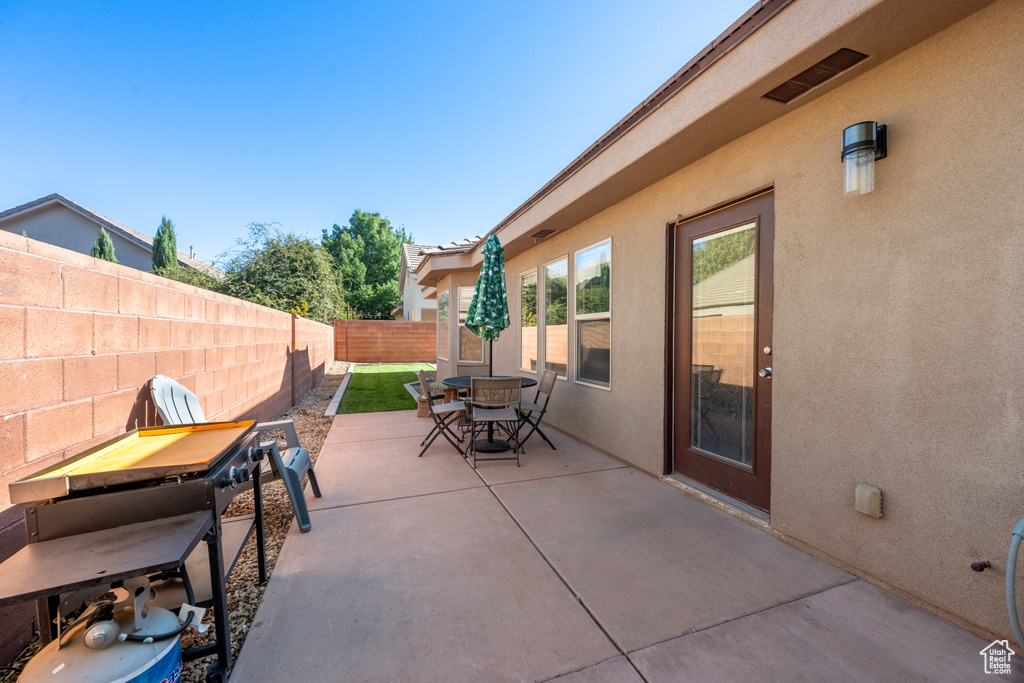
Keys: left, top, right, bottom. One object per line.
{"left": 234, "top": 412, "right": 1004, "bottom": 682}
{"left": 472, "top": 427, "right": 627, "bottom": 486}
{"left": 231, "top": 487, "right": 618, "bottom": 683}
{"left": 306, "top": 433, "right": 483, "bottom": 510}
{"left": 323, "top": 410, "right": 430, "bottom": 444}
{"left": 493, "top": 468, "right": 853, "bottom": 653}
{"left": 629, "top": 579, "right": 1023, "bottom": 681}
{"left": 546, "top": 656, "right": 645, "bottom": 683}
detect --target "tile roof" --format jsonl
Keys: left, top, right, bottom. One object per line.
{"left": 692, "top": 254, "right": 755, "bottom": 312}
{"left": 420, "top": 236, "right": 484, "bottom": 257}
{"left": 401, "top": 243, "right": 432, "bottom": 273}
{"left": 0, "top": 193, "right": 224, "bottom": 278}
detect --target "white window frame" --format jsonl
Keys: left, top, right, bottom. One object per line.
{"left": 436, "top": 289, "right": 450, "bottom": 361}
{"left": 541, "top": 256, "right": 569, "bottom": 381}
{"left": 457, "top": 286, "right": 485, "bottom": 364}
{"left": 519, "top": 268, "right": 539, "bottom": 374}
{"left": 572, "top": 238, "right": 611, "bottom": 390}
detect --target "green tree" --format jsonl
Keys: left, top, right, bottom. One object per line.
{"left": 322, "top": 210, "right": 412, "bottom": 318}
{"left": 221, "top": 223, "right": 343, "bottom": 323}
{"left": 522, "top": 277, "right": 538, "bottom": 327}
{"left": 159, "top": 264, "right": 223, "bottom": 293}
{"left": 576, "top": 263, "right": 609, "bottom": 315}
{"left": 152, "top": 216, "right": 179, "bottom": 275}
{"left": 90, "top": 227, "right": 119, "bottom": 263}
{"left": 692, "top": 229, "right": 755, "bottom": 284}
{"left": 545, "top": 273, "right": 567, "bottom": 325}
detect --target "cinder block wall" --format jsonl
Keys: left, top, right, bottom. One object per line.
{"left": 0, "top": 231, "right": 334, "bottom": 662}
{"left": 334, "top": 319, "right": 435, "bottom": 363}
{"left": 293, "top": 315, "right": 334, "bottom": 401}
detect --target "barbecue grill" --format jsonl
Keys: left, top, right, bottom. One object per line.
{"left": 0, "top": 420, "right": 269, "bottom": 682}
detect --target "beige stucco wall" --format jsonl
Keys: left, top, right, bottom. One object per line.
{"left": 433, "top": 270, "right": 489, "bottom": 379}
{"left": 403, "top": 271, "right": 437, "bottom": 321}
{"left": 489, "top": 0, "right": 1024, "bottom": 638}
{"left": 0, "top": 204, "right": 155, "bottom": 272}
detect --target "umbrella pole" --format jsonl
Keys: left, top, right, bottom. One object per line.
{"left": 489, "top": 339, "right": 493, "bottom": 377}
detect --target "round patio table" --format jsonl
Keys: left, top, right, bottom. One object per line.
{"left": 442, "top": 376, "right": 537, "bottom": 453}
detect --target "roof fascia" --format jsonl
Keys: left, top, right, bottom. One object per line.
{"left": 487, "top": 0, "right": 992, "bottom": 261}
{"left": 415, "top": 250, "right": 478, "bottom": 287}
{"left": 397, "top": 250, "right": 409, "bottom": 291}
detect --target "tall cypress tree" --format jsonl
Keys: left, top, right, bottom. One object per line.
{"left": 90, "top": 227, "right": 118, "bottom": 263}
{"left": 152, "top": 216, "right": 179, "bottom": 274}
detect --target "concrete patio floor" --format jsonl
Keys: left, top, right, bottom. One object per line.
{"left": 231, "top": 411, "right": 1020, "bottom": 682}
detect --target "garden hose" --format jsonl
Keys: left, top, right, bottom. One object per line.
{"left": 1006, "top": 517, "right": 1024, "bottom": 650}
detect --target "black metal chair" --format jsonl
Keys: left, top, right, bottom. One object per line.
{"left": 468, "top": 377, "right": 522, "bottom": 468}
{"left": 517, "top": 369, "right": 557, "bottom": 450}
{"left": 417, "top": 371, "right": 466, "bottom": 457}
{"left": 692, "top": 366, "right": 724, "bottom": 440}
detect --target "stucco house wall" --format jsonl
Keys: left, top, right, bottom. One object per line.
{"left": 425, "top": 0, "right": 1024, "bottom": 642}
{"left": 0, "top": 194, "right": 220, "bottom": 277}
{"left": 402, "top": 270, "right": 436, "bottom": 321}
{"left": 1, "top": 203, "right": 154, "bottom": 272}
{"left": 434, "top": 270, "right": 492, "bottom": 377}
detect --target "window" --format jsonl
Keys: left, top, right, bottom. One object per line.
{"left": 575, "top": 240, "right": 610, "bottom": 387}
{"left": 437, "top": 290, "right": 449, "bottom": 360}
{"left": 520, "top": 271, "right": 538, "bottom": 371}
{"left": 544, "top": 259, "right": 568, "bottom": 378}
{"left": 458, "top": 287, "right": 483, "bottom": 362}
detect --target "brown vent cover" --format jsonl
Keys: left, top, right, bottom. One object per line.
{"left": 531, "top": 229, "right": 557, "bottom": 239}
{"left": 763, "top": 48, "right": 868, "bottom": 103}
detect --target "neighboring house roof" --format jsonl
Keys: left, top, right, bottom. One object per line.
{"left": 420, "top": 236, "right": 484, "bottom": 259}
{"left": 0, "top": 193, "right": 224, "bottom": 278}
{"left": 692, "top": 254, "right": 755, "bottom": 312}
{"left": 401, "top": 243, "right": 432, "bottom": 274}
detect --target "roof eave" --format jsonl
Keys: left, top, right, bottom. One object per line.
{"left": 416, "top": 250, "right": 478, "bottom": 288}
{"left": 483, "top": 0, "right": 993, "bottom": 262}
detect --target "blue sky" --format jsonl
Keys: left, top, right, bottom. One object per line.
{"left": 0, "top": 0, "right": 752, "bottom": 265}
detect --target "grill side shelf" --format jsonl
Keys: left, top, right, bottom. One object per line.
{"left": 9, "top": 420, "right": 256, "bottom": 503}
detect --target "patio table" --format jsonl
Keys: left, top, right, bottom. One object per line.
{"left": 442, "top": 376, "right": 537, "bottom": 453}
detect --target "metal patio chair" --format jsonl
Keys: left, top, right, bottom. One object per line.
{"left": 417, "top": 371, "right": 466, "bottom": 457}
{"left": 468, "top": 376, "right": 522, "bottom": 468}
{"left": 518, "top": 368, "right": 557, "bottom": 450}
{"left": 149, "top": 374, "right": 322, "bottom": 533}
{"left": 692, "top": 366, "right": 724, "bottom": 440}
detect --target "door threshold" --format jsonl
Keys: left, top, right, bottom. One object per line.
{"left": 667, "top": 474, "right": 770, "bottom": 523}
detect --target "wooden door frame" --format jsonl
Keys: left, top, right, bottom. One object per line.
{"left": 663, "top": 188, "right": 774, "bottom": 509}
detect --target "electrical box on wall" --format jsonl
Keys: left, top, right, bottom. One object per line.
{"left": 855, "top": 484, "right": 883, "bottom": 518}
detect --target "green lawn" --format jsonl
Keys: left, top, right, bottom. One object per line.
{"left": 337, "top": 363, "right": 434, "bottom": 414}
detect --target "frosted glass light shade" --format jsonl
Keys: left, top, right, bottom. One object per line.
{"left": 844, "top": 148, "right": 875, "bottom": 195}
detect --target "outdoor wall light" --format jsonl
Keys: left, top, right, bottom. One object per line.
{"left": 841, "top": 121, "right": 887, "bottom": 195}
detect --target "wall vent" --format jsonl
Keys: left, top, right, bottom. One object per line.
{"left": 531, "top": 229, "right": 557, "bottom": 239}
{"left": 763, "top": 48, "right": 868, "bottom": 104}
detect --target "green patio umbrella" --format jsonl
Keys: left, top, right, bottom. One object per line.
{"left": 465, "top": 234, "right": 510, "bottom": 376}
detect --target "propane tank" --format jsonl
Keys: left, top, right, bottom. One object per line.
{"left": 19, "top": 605, "right": 183, "bottom": 683}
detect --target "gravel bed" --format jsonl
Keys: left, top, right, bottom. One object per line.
{"left": 0, "top": 361, "right": 349, "bottom": 683}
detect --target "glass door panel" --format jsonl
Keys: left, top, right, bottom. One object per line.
{"left": 691, "top": 223, "right": 756, "bottom": 467}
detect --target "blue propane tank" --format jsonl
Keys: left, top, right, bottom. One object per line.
{"left": 18, "top": 606, "right": 182, "bottom": 683}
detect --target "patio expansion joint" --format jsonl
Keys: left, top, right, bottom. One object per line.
{"left": 470, "top": 466, "right": 652, "bottom": 683}
{"left": 478, "top": 463, "right": 630, "bottom": 487}
{"left": 306, "top": 483, "right": 488, "bottom": 513}
{"left": 541, "top": 656, "right": 652, "bottom": 683}
{"left": 323, "top": 430, "right": 436, "bottom": 447}
{"left": 623, "top": 574, "right": 861, "bottom": 656}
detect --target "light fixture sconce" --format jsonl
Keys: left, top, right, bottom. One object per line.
{"left": 841, "top": 121, "right": 887, "bottom": 195}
